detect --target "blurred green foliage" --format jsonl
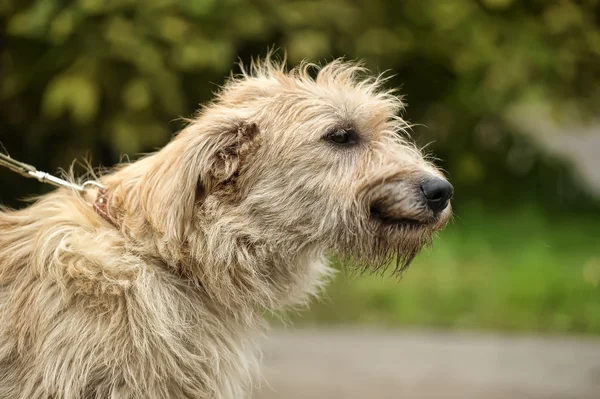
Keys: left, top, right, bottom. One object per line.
{"left": 292, "top": 205, "right": 600, "bottom": 334}
{"left": 2, "top": 0, "right": 600, "bottom": 208}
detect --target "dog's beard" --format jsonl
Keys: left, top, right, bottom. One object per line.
{"left": 328, "top": 215, "right": 434, "bottom": 276}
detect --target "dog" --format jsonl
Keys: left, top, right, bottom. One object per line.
{"left": 0, "top": 57, "right": 453, "bottom": 398}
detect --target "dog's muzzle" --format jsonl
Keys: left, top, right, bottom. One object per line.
{"left": 368, "top": 175, "right": 453, "bottom": 227}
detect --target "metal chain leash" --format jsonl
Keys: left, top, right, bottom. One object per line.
{"left": 0, "top": 152, "right": 105, "bottom": 192}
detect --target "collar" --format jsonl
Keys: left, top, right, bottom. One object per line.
{"left": 93, "top": 188, "right": 118, "bottom": 228}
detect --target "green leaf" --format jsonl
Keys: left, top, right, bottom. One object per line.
{"left": 42, "top": 73, "right": 99, "bottom": 124}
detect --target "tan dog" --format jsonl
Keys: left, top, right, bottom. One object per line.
{"left": 0, "top": 58, "right": 452, "bottom": 398}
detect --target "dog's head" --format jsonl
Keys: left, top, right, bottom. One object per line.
{"left": 123, "top": 57, "right": 452, "bottom": 277}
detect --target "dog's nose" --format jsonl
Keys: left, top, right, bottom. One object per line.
{"left": 420, "top": 178, "right": 453, "bottom": 214}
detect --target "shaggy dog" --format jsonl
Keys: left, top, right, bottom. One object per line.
{"left": 0, "top": 58, "right": 453, "bottom": 398}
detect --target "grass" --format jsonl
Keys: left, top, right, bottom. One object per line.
{"left": 281, "top": 203, "right": 600, "bottom": 334}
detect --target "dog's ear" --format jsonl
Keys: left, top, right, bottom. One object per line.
{"left": 201, "top": 121, "right": 260, "bottom": 191}
{"left": 141, "top": 119, "right": 260, "bottom": 243}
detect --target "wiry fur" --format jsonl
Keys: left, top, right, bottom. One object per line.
{"left": 0, "top": 57, "right": 451, "bottom": 398}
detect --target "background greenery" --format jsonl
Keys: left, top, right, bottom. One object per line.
{"left": 1, "top": 0, "right": 599, "bottom": 334}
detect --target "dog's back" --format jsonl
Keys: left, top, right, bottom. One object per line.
{"left": 0, "top": 192, "right": 133, "bottom": 398}
{"left": 0, "top": 190, "right": 260, "bottom": 399}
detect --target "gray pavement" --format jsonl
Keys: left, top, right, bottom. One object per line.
{"left": 254, "top": 328, "right": 600, "bottom": 399}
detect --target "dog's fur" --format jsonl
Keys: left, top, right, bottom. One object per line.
{"left": 0, "top": 58, "right": 451, "bottom": 398}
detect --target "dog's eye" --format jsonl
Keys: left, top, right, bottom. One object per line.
{"left": 325, "top": 128, "right": 359, "bottom": 146}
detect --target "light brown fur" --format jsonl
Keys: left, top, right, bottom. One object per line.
{"left": 0, "top": 57, "right": 451, "bottom": 398}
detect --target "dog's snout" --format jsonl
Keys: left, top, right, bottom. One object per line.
{"left": 420, "top": 178, "right": 453, "bottom": 214}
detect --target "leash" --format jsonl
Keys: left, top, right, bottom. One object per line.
{"left": 0, "top": 152, "right": 117, "bottom": 227}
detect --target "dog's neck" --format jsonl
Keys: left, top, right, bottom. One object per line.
{"left": 97, "top": 164, "right": 333, "bottom": 317}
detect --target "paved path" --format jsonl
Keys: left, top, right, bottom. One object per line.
{"left": 255, "top": 328, "right": 600, "bottom": 399}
